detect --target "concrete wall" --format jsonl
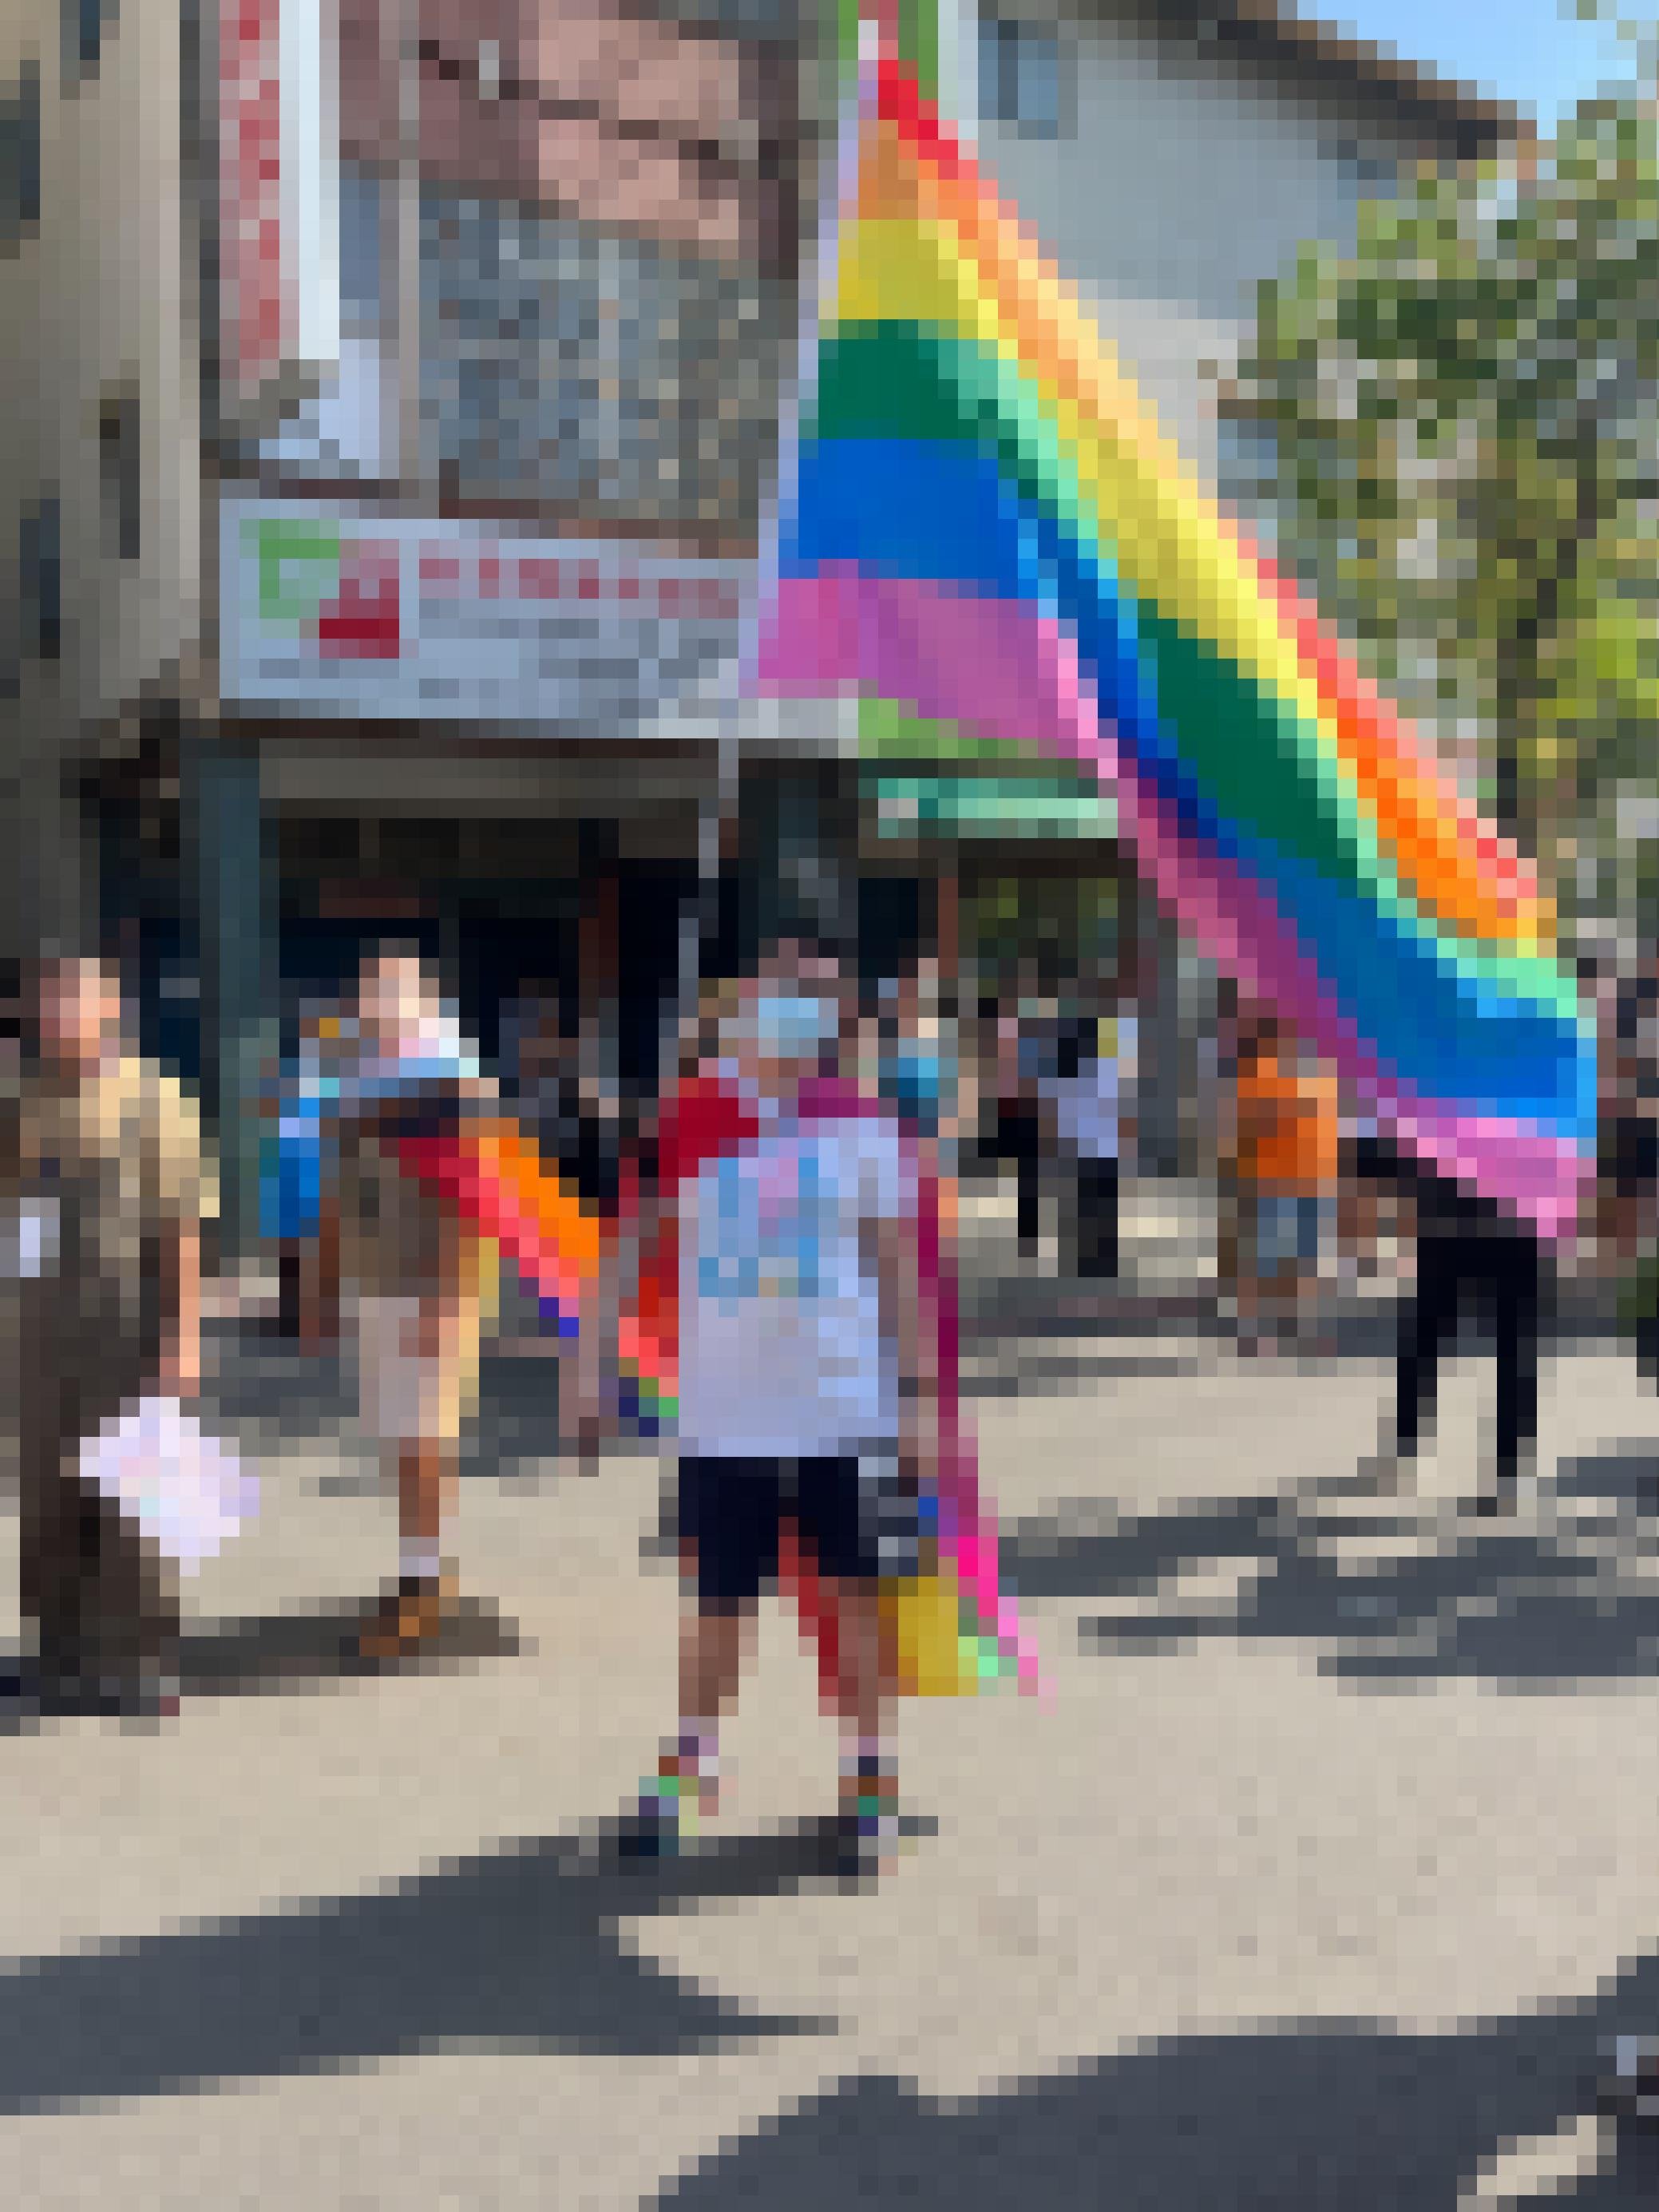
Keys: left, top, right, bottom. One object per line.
{"left": 338, "top": 0, "right": 791, "bottom": 262}
{"left": 938, "top": 0, "right": 1417, "bottom": 479}
{"left": 0, "top": 0, "right": 200, "bottom": 953}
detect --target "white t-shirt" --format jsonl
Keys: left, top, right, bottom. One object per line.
{"left": 675, "top": 1109, "right": 915, "bottom": 1458}
{"left": 1048, "top": 1016, "right": 1138, "bottom": 1162}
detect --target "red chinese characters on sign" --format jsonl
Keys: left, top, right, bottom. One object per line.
{"left": 316, "top": 541, "right": 402, "bottom": 659}
{"left": 221, "top": 0, "right": 287, "bottom": 410}
{"left": 410, "top": 543, "right": 742, "bottom": 623}
{"left": 229, "top": 497, "right": 746, "bottom": 718}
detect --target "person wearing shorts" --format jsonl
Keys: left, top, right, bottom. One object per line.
{"left": 1252, "top": 1191, "right": 1328, "bottom": 1274}
{"left": 335, "top": 949, "right": 492, "bottom": 1661}
{"left": 1229, "top": 1014, "right": 1339, "bottom": 1355}
{"left": 633, "top": 951, "right": 931, "bottom": 1878}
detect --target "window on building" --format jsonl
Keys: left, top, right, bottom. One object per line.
{"left": 0, "top": 64, "right": 42, "bottom": 255}
{"left": 21, "top": 495, "right": 63, "bottom": 663}
{"left": 1218, "top": 414, "right": 1280, "bottom": 495}
{"left": 420, "top": 191, "right": 778, "bottom": 530}
{"left": 338, "top": 163, "right": 385, "bottom": 338}
{"left": 979, "top": 14, "right": 1064, "bottom": 140}
{"left": 1217, "top": 414, "right": 1281, "bottom": 547}
{"left": 61, "top": 0, "right": 117, "bottom": 87}
{"left": 99, "top": 383, "right": 142, "bottom": 561}
{"left": 1323, "top": 137, "right": 1400, "bottom": 200}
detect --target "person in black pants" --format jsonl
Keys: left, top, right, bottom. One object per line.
{"left": 989, "top": 978, "right": 1053, "bottom": 1257}
{"left": 1356, "top": 1134, "right": 1548, "bottom": 1512}
{"left": 1073, "top": 1157, "right": 1120, "bottom": 1280}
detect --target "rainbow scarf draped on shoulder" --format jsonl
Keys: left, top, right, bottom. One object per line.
{"left": 754, "top": 53, "right": 1596, "bottom": 1239}
{"left": 643, "top": 1071, "right": 1039, "bottom": 1700}
{"left": 363, "top": 1066, "right": 1037, "bottom": 1699}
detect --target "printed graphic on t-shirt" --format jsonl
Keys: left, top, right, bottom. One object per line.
{"left": 700, "top": 1144, "right": 830, "bottom": 1307}
{"left": 676, "top": 1113, "right": 913, "bottom": 1458}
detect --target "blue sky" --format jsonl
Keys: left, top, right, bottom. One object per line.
{"left": 1294, "top": 1, "right": 1638, "bottom": 121}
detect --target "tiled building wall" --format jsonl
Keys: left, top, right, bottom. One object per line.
{"left": 419, "top": 192, "right": 776, "bottom": 527}
{"left": 316, "top": 0, "right": 799, "bottom": 534}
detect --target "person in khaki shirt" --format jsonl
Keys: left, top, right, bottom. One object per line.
{"left": 335, "top": 949, "right": 494, "bottom": 1661}
{"left": 11, "top": 955, "right": 216, "bottom": 1715}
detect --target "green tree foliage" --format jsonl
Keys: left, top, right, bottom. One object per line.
{"left": 1234, "top": 93, "right": 1659, "bottom": 900}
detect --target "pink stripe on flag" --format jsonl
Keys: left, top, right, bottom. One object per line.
{"left": 1113, "top": 771, "right": 1588, "bottom": 1237}
{"left": 757, "top": 565, "right": 1586, "bottom": 1237}
{"left": 757, "top": 567, "right": 1103, "bottom": 754}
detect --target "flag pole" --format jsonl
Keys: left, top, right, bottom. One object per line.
{"left": 677, "top": 10, "right": 876, "bottom": 1042}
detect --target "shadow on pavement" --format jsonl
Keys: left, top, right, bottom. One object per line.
{"left": 0, "top": 1826, "right": 844, "bottom": 2114}
{"left": 963, "top": 1349, "right": 1210, "bottom": 1398}
{"left": 1005, "top": 1446, "right": 1659, "bottom": 1688}
{"left": 180, "top": 1596, "right": 524, "bottom": 1697}
{"left": 0, "top": 1599, "right": 524, "bottom": 1715}
{"left": 203, "top": 1334, "right": 355, "bottom": 1444}
{"left": 658, "top": 1955, "right": 1659, "bottom": 2210}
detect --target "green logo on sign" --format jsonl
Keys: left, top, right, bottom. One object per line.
{"left": 247, "top": 516, "right": 343, "bottom": 632}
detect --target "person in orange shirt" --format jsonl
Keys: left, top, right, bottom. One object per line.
{"left": 1225, "top": 1012, "right": 1339, "bottom": 1355}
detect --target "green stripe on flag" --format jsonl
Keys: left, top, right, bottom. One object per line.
{"left": 897, "top": 0, "right": 939, "bottom": 99}
{"left": 822, "top": 6, "right": 938, "bottom": 95}
{"left": 828, "top": 0, "right": 862, "bottom": 75}
{"left": 810, "top": 323, "right": 1574, "bottom": 1015}
{"left": 858, "top": 693, "right": 1038, "bottom": 762}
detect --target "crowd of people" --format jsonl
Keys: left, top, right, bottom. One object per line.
{"left": 16, "top": 935, "right": 1659, "bottom": 2118}
{"left": 3, "top": 940, "right": 980, "bottom": 1881}
{"left": 10, "top": 936, "right": 1659, "bottom": 1777}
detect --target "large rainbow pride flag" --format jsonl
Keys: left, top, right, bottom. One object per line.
{"left": 755, "top": 49, "right": 1596, "bottom": 1237}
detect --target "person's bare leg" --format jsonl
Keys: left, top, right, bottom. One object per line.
{"left": 678, "top": 1603, "right": 753, "bottom": 1733}
{"left": 398, "top": 1438, "right": 453, "bottom": 1550}
{"left": 635, "top": 1601, "right": 754, "bottom": 1839}
{"left": 560, "top": 1271, "right": 608, "bottom": 1473}
{"left": 299, "top": 1201, "right": 342, "bottom": 1351}
{"left": 824, "top": 1577, "right": 899, "bottom": 1869}
{"left": 358, "top": 1437, "right": 456, "bottom": 1659}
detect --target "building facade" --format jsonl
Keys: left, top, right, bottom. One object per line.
{"left": 2, "top": 0, "right": 1526, "bottom": 1229}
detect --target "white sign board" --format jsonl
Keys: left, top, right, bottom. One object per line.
{"left": 220, "top": 499, "right": 748, "bottom": 731}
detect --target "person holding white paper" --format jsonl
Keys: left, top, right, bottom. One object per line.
{"left": 12, "top": 954, "right": 217, "bottom": 1715}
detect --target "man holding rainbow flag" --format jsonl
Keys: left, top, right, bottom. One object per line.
{"left": 619, "top": 948, "right": 929, "bottom": 1875}
{"left": 307, "top": 6, "right": 1594, "bottom": 1845}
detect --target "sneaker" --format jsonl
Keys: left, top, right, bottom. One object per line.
{"left": 356, "top": 1577, "right": 463, "bottom": 1664}
{"left": 826, "top": 1807, "right": 894, "bottom": 1886}
{"left": 832, "top": 1761, "right": 904, "bottom": 1885}
{"left": 615, "top": 1771, "right": 719, "bottom": 1862}
{"left": 614, "top": 1795, "right": 683, "bottom": 1863}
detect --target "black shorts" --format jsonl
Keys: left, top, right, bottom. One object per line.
{"left": 676, "top": 1454, "right": 889, "bottom": 1611}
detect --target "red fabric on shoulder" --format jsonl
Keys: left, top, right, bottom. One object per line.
{"left": 654, "top": 1075, "right": 760, "bottom": 1192}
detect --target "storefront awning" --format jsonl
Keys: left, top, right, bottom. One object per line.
{"left": 863, "top": 770, "right": 1116, "bottom": 842}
